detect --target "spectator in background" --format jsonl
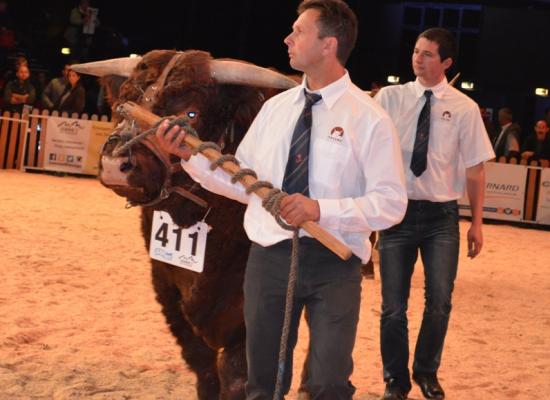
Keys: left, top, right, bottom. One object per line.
{"left": 521, "top": 119, "right": 550, "bottom": 161}
{"left": 42, "top": 64, "right": 71, "bottom": 110}
{"left": 64, "top": 0, "right": 98, "bottom": 61}
{"left": 55, "top": 69, "right": 85, "bottom": 115}
{"left": 480, "top": 106, "right": 496, "bottom": 143}
{"left": 2, "top": 62, "right": 36, "bottom": 113}
{"left": 493, "top": 107, "right": 521, "bottom": 159}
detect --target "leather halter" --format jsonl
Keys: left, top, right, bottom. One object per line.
{"left": 121, "top": 52, "right": 208, "bottom": 209}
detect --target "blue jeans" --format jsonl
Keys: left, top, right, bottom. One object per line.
{"left": 244, "top": 238, "right": 362, "bottom": 400}
{"left": 379, "top": 200, "right": 459, "bottom": 389}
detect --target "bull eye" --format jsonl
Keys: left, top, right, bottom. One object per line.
{"left": 187, "top": 111, "right": 197, "bottom": 119}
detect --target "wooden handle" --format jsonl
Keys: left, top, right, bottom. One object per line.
{"left": 119, "top": 101, "right": 353, "bottom": 260}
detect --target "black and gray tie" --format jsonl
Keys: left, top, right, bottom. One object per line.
{"left": 282, "top": 90, "right": 322, "bottom": 196}
{"left": 410, "top": 90, "right": 433, "bottom": 177}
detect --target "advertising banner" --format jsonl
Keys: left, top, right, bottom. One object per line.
{"left": 536, "top": 168, "right": 550, "bottom": 224}
{"left": 82, "top": 120, "right": 115, "bottom": 175}
{"left": 43, "top": 117, "right": 114, "bottom": 175}
{"left": 43, "top": 117, "right": 92, "bottom": 174}
{"left": 458, "top": 162, "right": 527, "bottom": 222}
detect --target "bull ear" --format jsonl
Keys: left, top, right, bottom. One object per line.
{"left": 71, "top": 57, "right": 142, "bottom": 78}
{"left": 210, "top": 60, "right": 298, "bottom": 89}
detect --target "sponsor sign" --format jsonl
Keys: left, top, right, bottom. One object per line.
{"left": 43, "top": 116, "right": 114, "bottom": 175}
{"left": 536, "top": 168, "right": 550, "bottom": 224}
{"left": 458, "top": 162, "right": 527, "bottom": 222}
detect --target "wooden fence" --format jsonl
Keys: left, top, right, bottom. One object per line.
{"left": 0, "top": 108, "right": 111, "bottom": 171}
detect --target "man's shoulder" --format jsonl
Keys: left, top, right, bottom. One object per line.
{"left": 264, "top": 85, "right": 301, "bottom": 107}
{"left": 377, "top": 82, "right": 412, "bottom": 97}
{"left": 444, "top": 86, "right": 478, "bottom": 107}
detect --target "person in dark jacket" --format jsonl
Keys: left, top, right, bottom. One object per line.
{"left": 521, "top": 120, "right": 550, "bottom": 161}
{"left": 55, "top": 69, "right": 85, "bottom": 114}
{"left": 493, "top": 107, "right": 521, "bottom": 158}
{"left": 2, "top": 63, "right": 36, "bottom": 113}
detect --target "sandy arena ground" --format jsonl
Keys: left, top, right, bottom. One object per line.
{"left": 1, "top": 169, "right": 549, "bottom": 399}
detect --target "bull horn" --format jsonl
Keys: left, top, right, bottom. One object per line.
{"left": 210, "top": 60, "right": 298, "bottom": 89}
{"left": 71, "top": 57, "right": 142, "bottom": 78}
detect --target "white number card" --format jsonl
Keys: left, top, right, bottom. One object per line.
{"left": 149, "top": 211, "right": 208, "bottom": 273}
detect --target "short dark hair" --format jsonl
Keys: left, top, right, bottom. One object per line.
{"left": 417, "top": 27, "right": 456, "bottom": 63}
{"left": 298, "top": 0, "right": 358, "bottom": 66}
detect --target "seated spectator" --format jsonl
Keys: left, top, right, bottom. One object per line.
{"left": 2, "top": 62, "right": 36, "bottom": 113}
{"left": 480, "top": 106, "right": 497, "bottom": 143}
{"left": 521, "top": 120, "right": 550, "bottom": 161}
{"left": 493, "top": 107, "right": 521, "bottom": 158}
{"left": 42, "top": 64, "right": 71, "bottom": 110}
{"left": 55, "top": 69, "right": 85, "bottom": 115}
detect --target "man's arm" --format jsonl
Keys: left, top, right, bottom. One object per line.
{"left": 465, "top": 162, "right": 485, "bottom": 258}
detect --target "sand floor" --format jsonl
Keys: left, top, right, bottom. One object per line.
{"left": 1, "top": 169, "right": 549, "bottom": 399}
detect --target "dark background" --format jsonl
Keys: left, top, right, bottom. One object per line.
{"left": 5, "top": 0, "right": 550, "bottom": 133}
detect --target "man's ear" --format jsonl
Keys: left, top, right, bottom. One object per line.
{"left": 443, "top": 57, "right": 453, "bottom": 71}
{"left": 323, "top": 36, "right": 338, "bottom": 57}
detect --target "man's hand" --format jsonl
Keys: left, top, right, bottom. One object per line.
{"left": 467, "top": 223, "right": 482, "bottom": 258}
{"left": 521, "top": 151, "right": 534, "bottom": 159}
{"left": 153, "top": 120, "right": 193, "bottom": 161}
{"left": 11, "top": 93, "right": 27, "bottom": 104}
{"left": 280, "top": 194, "right": 320, "bottom": 227}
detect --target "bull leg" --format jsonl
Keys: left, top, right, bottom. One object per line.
{"left": 152, "top": 265, "right": 220, "bottom": 399}
{"left": 217, "top": 342, "right": 247, "bottom": 400}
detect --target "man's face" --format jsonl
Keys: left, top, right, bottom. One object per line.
{"left": 16, "top": 66, "right": 30, "bottom": 81}
{"left": 534, "top": 120, "right": 549, "bottom": 141}
{"left": 412, "top": 37, "right": 451, "bottom": 86}
{"left": 284, "top": 9, "right": 326, "bottom": 73}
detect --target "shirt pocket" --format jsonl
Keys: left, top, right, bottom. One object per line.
{"left": 309, "top": 138, "right": 349, "bottom": 191}
{"left": 430, "top": 119, "right": 459, "bottom": 159}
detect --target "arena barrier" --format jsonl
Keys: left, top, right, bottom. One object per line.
{"left": 459, "top": 160, "right": 550, "bottom": 226}
{"left": 0, "top": 108, "right": 114, "bottom": 175}
{"left": 2, "top": 109, "right": 548, "bottom": 226}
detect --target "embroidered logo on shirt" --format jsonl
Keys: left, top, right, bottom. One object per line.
{"left": 328, "top": 126, "right": 344, "bottom": 142}
{"left": 441, "top": 111, "right": 452, "bottom": 121}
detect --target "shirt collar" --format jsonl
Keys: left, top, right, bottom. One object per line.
{"left": 292, "top": 70, "right": 351, "bottom": 110}
{"left": 413, "top": 77, "right": 449, "bottom": 100}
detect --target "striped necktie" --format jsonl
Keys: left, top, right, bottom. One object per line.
{"left": 282, "top": 90, "right": 322, "bottom": 196}
{"left": 283, "top": 89, "right": 321, "bottom": 197}
{"left": 410, "top": 90, "right": 433, "bottom": 177}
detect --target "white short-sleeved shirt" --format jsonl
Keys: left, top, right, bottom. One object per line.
{"left": 183, "top": 71, "right": 407, "bottom": 262}
{"left": 375, "top": 78, "right": 495, "bottom": 201}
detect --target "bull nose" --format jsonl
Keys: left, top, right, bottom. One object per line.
{"left": 100, "top": 155, "right": 131, "bottom": 186}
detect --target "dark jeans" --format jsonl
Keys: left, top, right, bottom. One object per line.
{"left": 244, "top": 237, "right": 362, "bottom": 400}
{"left": 379, "top": 200, "right": 459, "bottom": 389}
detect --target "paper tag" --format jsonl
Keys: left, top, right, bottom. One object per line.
{"left": 149, "top": 211, "right": 208, "bottom": 273}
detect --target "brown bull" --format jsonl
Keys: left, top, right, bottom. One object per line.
{"left": 73, "top": 50, "right": 298, "bottom": 399}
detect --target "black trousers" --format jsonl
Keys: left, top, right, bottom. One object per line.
{"left": 244, "top": 237, "right": 362, "bottom": 400}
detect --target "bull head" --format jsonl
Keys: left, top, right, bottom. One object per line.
{"left": 73, "top": 50, "right": 297, "bottom": 223}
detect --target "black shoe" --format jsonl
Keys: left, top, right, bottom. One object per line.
{"left": 382, "top": 378, "right": 410, "bottom": 400}
{"left": 412, "top": 373, "right": 445, "bottom": 399}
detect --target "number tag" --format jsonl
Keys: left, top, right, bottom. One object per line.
{"left": 149, "top": 211, "right": 208, "bottom": 273}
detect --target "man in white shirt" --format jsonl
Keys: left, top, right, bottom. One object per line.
{"left": 494, "top": 107, "right": 521, "bottom": 159}
{"left": 155, "top": 0, "right": 407, "bottom": 398}
{"left": 375, "top": 28, "right": 495, "bottom": 400}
